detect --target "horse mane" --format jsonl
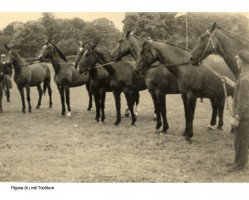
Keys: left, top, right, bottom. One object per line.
{"left": 216, "top": 26, "right": 249, "bottom": 45}
{"left": 165, "top": 42, "right": 191, "bottom": 52}
{"left": 53, "top": 45, "right": 68, "bottom": 62}
{"left": 95, "top": 48, "right": 112, "bottom": 62}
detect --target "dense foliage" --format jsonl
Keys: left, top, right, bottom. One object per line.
{"left": 0, "top": 13, "right": 121, "bottom": 57}
{"left": 0, "top": 12, "right": 248, "bottom": 57}
{"left": 122, "top": 12, "right": 249, "bottom": 49}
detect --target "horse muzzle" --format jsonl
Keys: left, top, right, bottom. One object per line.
{"left": 190, "top": 57, "right": 200, "bottom": 65}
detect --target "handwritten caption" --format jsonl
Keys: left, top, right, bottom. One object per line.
{"left": 11, "top": 186, "right": 54, "bottom": 191}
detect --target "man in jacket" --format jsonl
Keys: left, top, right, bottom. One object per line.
{"left": 0, "top": 54, "right": 13, "bottom": 102}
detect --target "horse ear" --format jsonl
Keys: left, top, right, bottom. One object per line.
{"left": 210, "top": 22, "right": 217, "bottom": 33}
{"left": 4, "top": 44, "right": 10, "bottom": 51}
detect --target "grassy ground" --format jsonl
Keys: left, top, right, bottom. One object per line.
{"left": 0, "top": 65, "right": 249, "bottom": 182}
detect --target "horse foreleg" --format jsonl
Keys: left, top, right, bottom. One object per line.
{"left": 58, "top": 85, "right": 66, "bottom": 116}
{"left": 209, "top": 98, "right": 218, "bottom": 130}
{"left": 25, "top": 84, "right": 32, "bottom": 112}
{"left": 47, "top": 83, "right": 52, "bottom": 108}
{"left": 100, "top": 89, "right": 106, "bottom": 123}
{"left": 18, "top": 85, "right": 26, "bottom": 113}
{"left": 134, "top": 91, "right": 140, "bottom": 116}
{"left": 185, "top": 92, "right": 197, "bottom": 141}
{"left": 124, "top": 88, "right": 136, "bottom": 126}
{"left": 65, "top": 85, "right": 71, "bottom": 117}
{"left": 181, "top": 93, "right": 189, "bottom": 136}
{"left": 86, "top": 81, "right": 92, "bottom": 111}
{"left": 113, "top": 90, "right": 121, "bottom": 126}
{"left": 217, "top": 98, "right": 225, "bottom": 130}
{"left": 150, "top": 90, "right": 161, "bottom": 133}
{"left": 93, "top": 91, "right": 101, "bottom": 122}
{"left": 36, "top": 84, "right": 43, "bottom": 109}
{"left": 157, "top": 90, "right": 168, "bottom": 134}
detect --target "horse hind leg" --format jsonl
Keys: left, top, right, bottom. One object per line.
{"left": 47, "top": 82, "right": 52, "bottom": 108}
{"left": 113, "top": 90, "right": 121, "bottom": 126}
{"left": 158, "top": 91, "right": 169, "bottom": 134}
{"left": 25, "top": 84, "right": 32, "bottom": 112}
{"left": 65, "top": 85, "right": 71, "bottom": 117}
{"left": 86, "top": 82, "right": 92, "bottom": 111}
{"left": 124, "top": 88, "right": 136, "bottom": 126}
{"left": 134, "top": 91, "right": 140, "bottom": 116}
{"left": 208, "top": 98, "right": 218, "bottom": 130}
{"left": 0, "top": 84, "right": 3, "bottom": 113}
{"left": 93, "top": 92, "right": 101, "bottom": 122}
{"left": 18, "top": 85, "right": 26, "bottom": 113}
{"left": 150, "top": 90, "right": 162, "bottom": 133}
{"left": 217, "top": 98, "right": 225, "bottom": 131}
{"left": 36, "top": 84, "right": 43, "bottom": 109}
{"left": 100, "top": 90, "right": 106, "bottom": 123}
{"left": 58, "top": 85, "right": 66, "bottom": 116}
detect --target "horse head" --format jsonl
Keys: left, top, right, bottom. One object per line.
{"left": 38, "top": 42, "right": 55, "bottom": 62}
{"left": 4, "top": 43, "right": 18, "bottom": 65}
{"left": 190, "top": 22, "right": 218, "bottom": 65}
{"left": 111, "top": 31, "right": 134, "bottom": 62}
{"left": 136, "top": 40, "right": 157, "bottom": 73}
{"left": 78, "top": 42, "right": 99, "bottom": 74}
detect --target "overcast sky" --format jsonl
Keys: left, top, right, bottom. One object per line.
{"left": 0, "top": 12, "right": 125, "bottom": 31}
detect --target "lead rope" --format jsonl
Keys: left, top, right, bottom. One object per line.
{"left": 87, "top": 61, "right": 115, "bottom": 71}
{"left": 202, "top": 62, "right": 234, "bottom": 114}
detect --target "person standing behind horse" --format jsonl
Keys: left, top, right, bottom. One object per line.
{"left": 227, "top": 52, "right": 249, "bottom": 171}
{"left": 0, "top": 53, "right": 13, "bottom": 102}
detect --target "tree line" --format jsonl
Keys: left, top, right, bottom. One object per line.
{"left": 0, "top": 12, "right": 248, "bottom": 58}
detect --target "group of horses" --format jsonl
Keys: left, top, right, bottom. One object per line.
{"left": 1, "top": 22, "right": 245, "bottom": 143}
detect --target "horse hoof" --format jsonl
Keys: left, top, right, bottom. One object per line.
{"left": 217, "top": 127, "right": 223, "bottom": 131}
{"left": 161, "top": 129, "right": 168, "bottom": 134}
{"left": 22, "top": 110, "right": 26, "bottom": 113}
{"left": 99, "top": 121, "right": 105, "bottom": 125}
{"left": 125, "top": 113, "right": 129, "bottom": 118}
{"left": 95, "top": 119, "right": 100, "bottom": 122}
{"left": 208, "top": 125, "right": 216, "bottom": 130}
{"left": 49, "top": 105, "right": 53, "bottom": 108}
{"left": 36, "top": 106, "right": 40, "bottom": 109}
{"left": 67, "top": 112, "right": 72, "bottom": 117}
{"left": 131, "top": 122, "right": 136, "bottom": 126}
{"left": 87, "top": 108, "right": 91, "bottom": 111}
{"left": 154, "top": 129, "right": 161, "bottom": 134}
{"left": 185, "top": 136, "right": 192, "bottom": 144}
{"left": 153, "top": 114, "right": 157, "bottom": 121}
{"left": 114, "top": 122, "right": 119, "bottom": 126}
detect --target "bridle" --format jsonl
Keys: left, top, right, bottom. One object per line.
{"left": 197, "top": 28, "right": 218, "bottom": 62}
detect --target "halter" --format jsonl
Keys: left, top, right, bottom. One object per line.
{"left": 199, "top": 29, "right": 217, "bottom": 62}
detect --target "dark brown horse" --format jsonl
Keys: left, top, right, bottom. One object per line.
{"left": 38, "top": 42, "right": 89, "bottom": 117}
{"left": 190, "top": 22, "right": 245, "bottom": 79}
{"left": 111, "top": 31, "right": 180, "bottom": 133}
{"left": 78, "top": 43, "right": 147, "bottom": 125}
{"left": 74, "top": 43, "right": 93, "bottom": 111}
{"left": 75, "top": 45, "right": 112, "bottom": 123}
{"left": 5, "top": 44, "right": 52, "bottom": 113}
{"left": 137, "top": 40, "right": 235, "bottom": 141}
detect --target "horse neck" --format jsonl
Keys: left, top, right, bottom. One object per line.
{"left": 12, "top": 54, "right": 28, "bottom": 73}
{"left": 152, "top": 42, "right": 190, "bottom": 77}
{"left": 95, "top": 49, "right": 115, "bottom": 76}
{"left": 129, "top": 36, "right": 142, "bottom": 62}
{"left": 216, "top": 29, "right": 247, "bottom": 78}
{"left": 51, "top": 51, "right": 67, "bottom": 74}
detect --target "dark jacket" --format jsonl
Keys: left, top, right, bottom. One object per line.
{"left": 0, "top": 62, "right": 12, "bottom": 76}
{"left": 233, "top": 70, "right": 249, "bottom": 120}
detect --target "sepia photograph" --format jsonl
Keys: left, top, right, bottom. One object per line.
{"left": 1, "top": 0, "right": 249, "bottom": 199}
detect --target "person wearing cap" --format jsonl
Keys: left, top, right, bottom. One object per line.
{"left": 228, "top": 51, "right": 249, "bottom": 171}
{"left": 0, "top": 53, "right": 13, "bottom": 102}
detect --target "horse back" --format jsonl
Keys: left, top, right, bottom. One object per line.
{"left": 28, "top": 63, "right": 48, "bottom": 86}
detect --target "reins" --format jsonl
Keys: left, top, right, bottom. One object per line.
{"left": 87, "top": 61, "right": 116, "bottom": 71}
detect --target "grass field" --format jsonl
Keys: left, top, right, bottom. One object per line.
{"left": 0, "top": 64, "right": 249, "bottom": 182}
